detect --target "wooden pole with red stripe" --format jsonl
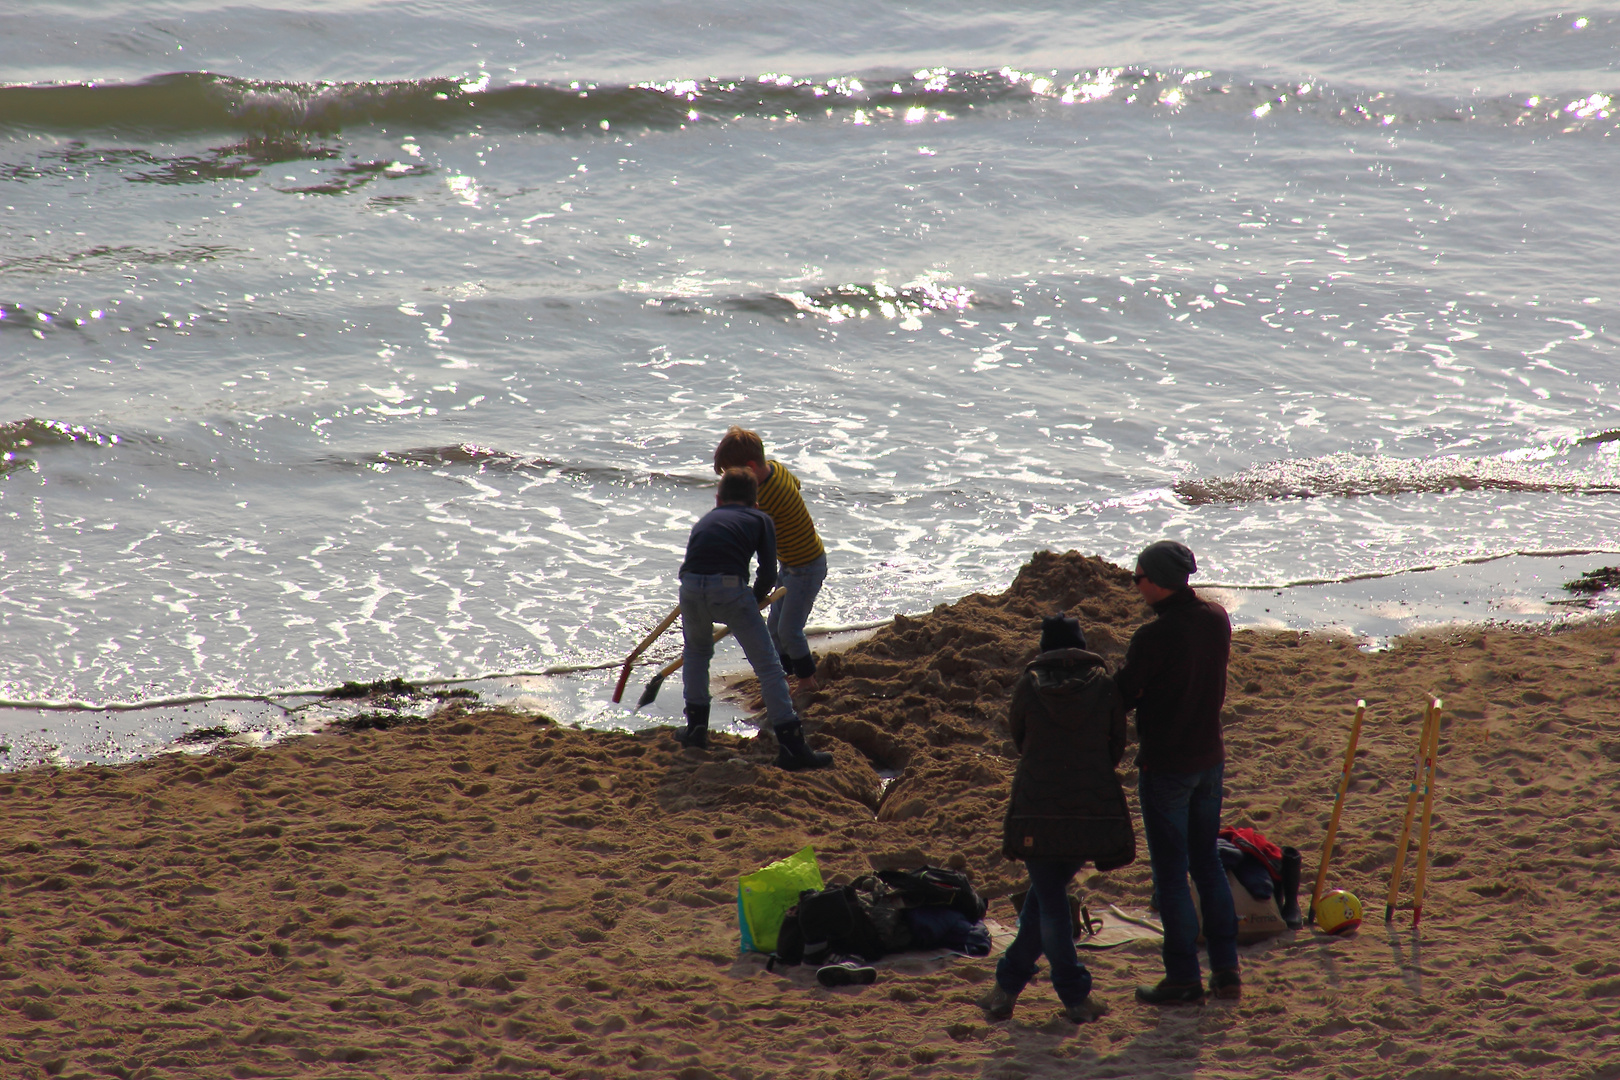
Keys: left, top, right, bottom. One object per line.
{"left": 1411, "top": 699, "right": 1444, "bottom": 927}
{"left": 1384, "top": 700, "right": 1438, "bottom": 925}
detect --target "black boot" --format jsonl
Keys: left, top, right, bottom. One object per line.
{"left": 1277, "top": 845, "right": 1303, "bottom": 929}
{"left": 677, "top": 702, "right": 710, "bottom": 750}
{"left": 773, "top": 721, "right": 832, "bottom": 771}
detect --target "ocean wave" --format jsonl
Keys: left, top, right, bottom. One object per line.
{"left": 0, "top": 68, "right": 1612, "bottom": 139}
{"left": 342, "top": 445, "right": 713, "bottom": 488}
{"left": 651, "top": 281, "right": 976, "bottom": 322}
{"left": 0, "top": 243, "right": 239, "bottom": 276}
{"left": 0, "top": 418, "right": 120, "bottom": 477}
{"left": 1176, "top": 443, "right": 1620, "bottom": 505}
{"left": 773, "top": 282, "right": 974, "bottom": 323}
{"left": 0, "top": 301, "right": 86, "bottom": 334}
{"left": 2, "top": 137, "right": 436, "bottom": 191}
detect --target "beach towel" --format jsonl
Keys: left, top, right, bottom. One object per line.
{"left": 1074, "top": 906, "right": 1169, "bottom": 950}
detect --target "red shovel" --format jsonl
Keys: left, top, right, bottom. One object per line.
{"left": 610, "top": 604, "right": 682, "bottom": 703}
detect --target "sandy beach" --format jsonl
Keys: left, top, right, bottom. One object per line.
{"left": 4, "top": 551, "right": 1619, "bottom": 1079}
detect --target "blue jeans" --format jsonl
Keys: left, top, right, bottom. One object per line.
{"left": 680, "top": 574, "right": 796, "bottom": 727}
{"left": 767, "top": 554, "right": 827, "bottom": 666}
{"left": 995, "top": 858, "right": 1092, "bottom": 1006}
{"left": 1139, "top": 764, "right": 1239, "bottom": 984}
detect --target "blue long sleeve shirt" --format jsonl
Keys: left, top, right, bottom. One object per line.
{"left": 679, "top": 503, "right": 778, "bottom": 601}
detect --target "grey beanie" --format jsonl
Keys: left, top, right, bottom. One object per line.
{"left": 1137, "top": 539, "right": 1197, "bottom": 590}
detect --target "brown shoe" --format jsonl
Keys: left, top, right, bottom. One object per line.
{"left": 1065, "top": 993, "right": 1110, "bottom": 1023}
{"left": 976, "top": 984, "right": 1018, "bottom": 1020}
{"left": 1210, "top": 969, "right": 1242, "bottom": 1000}
{"left": 1135, "top": 979, "right": 1205, "bottom": 1005}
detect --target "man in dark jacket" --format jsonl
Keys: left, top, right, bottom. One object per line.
{"left": 978, "top": 615, "right": 1128, "bottom": 1026}
{"left": 1114, "top": 539, "right": 1240, "bottom": 1004}
{"left": 677, "top": 468, "right": 831, "bottom": 770}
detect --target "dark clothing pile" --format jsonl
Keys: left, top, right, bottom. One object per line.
{"left": 1217, "top": 826, "right": 1284, "bottom": 901}
{"left": 1220, "top": 827, "right": 1283, "bottom": 877}
{"left": 1113, "top": 588, "right": 1232, "bottom": 774}
{"left": 771, "top": 866, "right": 990, "bottom": 967}
{"left": 1217, "top": 839, "right": 1274, "bottom": 900}
{"left": 904, "top": 906, "right": 992, "bottom": 956}
{"left": 678, "top": 503, "right": 777, "bottom": 601}
{"left": 1001, "top": 648, "right": 1135, "bottom": 871}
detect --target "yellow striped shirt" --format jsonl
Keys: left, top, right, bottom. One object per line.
{"left": 757, "top": 460, "right": 824, "bottom": 567}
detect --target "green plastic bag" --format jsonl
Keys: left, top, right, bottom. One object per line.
{"left": 737, "top": 845, "right": 823, "bottom": 954}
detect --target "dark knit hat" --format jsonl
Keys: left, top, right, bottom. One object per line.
{"left": 1039, "top": 614, "right": 1086, "bottom": 653}
{"left": 1136, "top": 539, "right": 1198, "bottom": 590}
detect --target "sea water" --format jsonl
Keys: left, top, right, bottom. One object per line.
{"left": 2, "top": 1, "right": 1618, "bottom": 764}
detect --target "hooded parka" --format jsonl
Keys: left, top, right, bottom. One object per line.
{"left": 1001, "top": 648, "right": 1136, "bottom": 870}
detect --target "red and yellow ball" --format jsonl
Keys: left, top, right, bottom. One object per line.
{"left": 1315, "top": 890, "right": 1363, "bottom": 935}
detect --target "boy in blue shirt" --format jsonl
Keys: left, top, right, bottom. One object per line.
{"left": 677, "top": 467, "right": 832, "bottom": 771}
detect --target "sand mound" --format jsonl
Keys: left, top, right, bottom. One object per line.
{"left": 3, "top": 550, "right": 1619, "bottom": 1079}
{"left": 784, "top": 551, "right": 1150, "bottom": 901}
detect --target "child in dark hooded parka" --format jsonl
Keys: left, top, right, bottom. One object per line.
{"left": 978, "top": 615, "right": 1136, "bottom": 1024}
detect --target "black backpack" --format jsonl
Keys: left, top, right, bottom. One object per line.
{"left": 773, "top": 885, "right": 888, "bottom": 966}
{"left": 873, "top": 866, "right": 989, "bottom": 924}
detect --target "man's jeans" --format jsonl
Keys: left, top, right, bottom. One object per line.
{"left": 767, "top": 553, "right": 827, "bottom": 666}
{"left": 1139, "top": 763, "right": 1239, "bottom": 983}
{"left": 995, "top": 858, "right": 1092, "bottom": 1006}
{"left": 680, "top": 573, "right": 795, "bottom": 727}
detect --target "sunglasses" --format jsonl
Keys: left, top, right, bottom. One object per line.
{"left": 1132, "top": 573, "right": 1149, "bottom": 584}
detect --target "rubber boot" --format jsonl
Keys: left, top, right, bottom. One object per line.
{"left": 773, "top": 721, "right": 832, "bottom": 771}
{"left": 1277, "top": 846, "right": 1303, "bottom": 929}
{"left": 677, "top": 702, "right": 710, "bottom": 750}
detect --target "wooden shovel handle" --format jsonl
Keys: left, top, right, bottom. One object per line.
{"left": 610, "top": 604, "right": 682, "bottom": 702}
{"left": 647, "top": 587, "right": 787, "bottom": 681}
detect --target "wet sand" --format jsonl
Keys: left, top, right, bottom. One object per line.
{"left": 3, "top": 551, "right": 1619, "bottom": 1079}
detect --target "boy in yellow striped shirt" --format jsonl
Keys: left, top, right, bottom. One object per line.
{"left": 713, "top": 426, "right": 828, "bottom": 693}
